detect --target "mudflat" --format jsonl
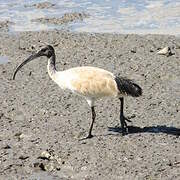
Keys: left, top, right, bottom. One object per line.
{"left": 0, "top": 31, "right": 180, "bottom": 179}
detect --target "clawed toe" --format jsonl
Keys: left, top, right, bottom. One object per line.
{"left": 79, "top": 134, "right": 94, "bottom": 141}
{"left": 86, "top": 134, "right": 93, "bottom": 139}
{"left": 124, "top": 117, "right": 132, "bottom": 123}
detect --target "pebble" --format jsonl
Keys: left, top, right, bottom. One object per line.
{"left": 39, "top": 151, "right": 52, "bottom": 160}
{"left": 157, "top": 46, "right": 174, "bottom": 57}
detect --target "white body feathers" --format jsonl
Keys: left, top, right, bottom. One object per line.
{"left": 48, "top": 65, "right": 119, "bottom": 107}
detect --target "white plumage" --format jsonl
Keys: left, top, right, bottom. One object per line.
{"left": 51, "top": 66, "right": 118, "bottom": 106}
{"left": 13, "top": 45, "right": 142, "bottom": 139}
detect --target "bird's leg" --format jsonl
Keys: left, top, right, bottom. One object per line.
{"left": 86, "top": 106, "right": 96, "bottom": 139}
{"left": 119, "top": 97, "right": 130, "bottom": 135}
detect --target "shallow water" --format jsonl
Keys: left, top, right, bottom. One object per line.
{"left": 0, "top": 0, "right": 180, "bottom": 35}
{"left": 0, "top": 56, "right": 8, "bottom": 64}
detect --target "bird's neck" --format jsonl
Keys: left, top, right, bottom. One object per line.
{"left": 47, "top": 53, "right": 57, "bottom": 79}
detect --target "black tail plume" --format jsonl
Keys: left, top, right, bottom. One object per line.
{"left": 115, "top": 76, "right": 142, "bottom": 97}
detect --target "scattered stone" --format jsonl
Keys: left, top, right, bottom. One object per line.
{"left": 0, "top": 112, "right": 4, "bottom": 119}
{"left": 34, "top": 160, "right": 62, "bottom": 172}
{"left": 65, "top": 103, "right": 71, "bottom": 109}
{"left": 19, "top": 133, "right": 28, "bottom": 139}
{"left": 34, "top": 162, "right": 46, "bottom": 171}
{"left": 173, "top": 161, "right": 180, "bottom": 167}
{"left": 39, "top": 151, "right": 52, "bottom": 160}
{"left": 44, "top": 161, "right": 57, "bottom": 172}
{"left": 36, "top": 151, "right": 63, "bottom": 172}
{"left": 19, "top": 155, "right": 29, "bottom": 160}
{"left": 14, "top": 132, "right": 22, "bottom": 137}
{"left": 14, "top": 132, "right": 29, "bottom": 141}
{"left": 130, "top": 48, "right": 137, "bottom": 53}
{"left": 157, "top": 46, "right": 174, "bottom": 57}
{"left": 3, "top": 145, "right": 11, "bottom": 149}
{"left": 29, "top": 71, "right": 32, "bottom": 76}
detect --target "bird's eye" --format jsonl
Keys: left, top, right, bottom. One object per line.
{"left": 47, "top": 51, "right": 52, "bottom": 58}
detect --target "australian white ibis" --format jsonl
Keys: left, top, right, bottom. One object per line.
{"left": 13, "top": 45, "right": 142, "bottom": 139}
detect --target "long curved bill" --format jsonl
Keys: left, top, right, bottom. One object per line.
{"left": 13, "top": 52, "right": 41, "bottom": 80}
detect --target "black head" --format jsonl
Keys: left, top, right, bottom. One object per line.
{"left": 13, "top": 45, "right": 55, "bottom": 80}
{"left": 39, "top": 45, "right": 55, "bottom": 58}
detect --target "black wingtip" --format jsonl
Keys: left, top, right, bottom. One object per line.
{"left": 131, "top": 82, "right": 142, "bottom": 97}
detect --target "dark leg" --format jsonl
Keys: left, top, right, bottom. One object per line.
{"left": 119, "top": 97, "right": 130, "bottom": 135}
{"left": 86, "top": 106, "right": 96, "bottom": 138}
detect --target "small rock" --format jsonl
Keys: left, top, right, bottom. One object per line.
{"left": 130, "top": 48, "right": 136, "bottom": 53}
{"left": 56, "top": 166, "right": 61, "bottom": 171}
{"left": 35, "top": 162, "right": 46, "bottom": 171}
{"left": 53, "top": 43, "right": 59, "bottom": 47}
{"left": 168, "top": 162, "right": 173, "bottom": 166}
{"left": 44, "top": 162, "right": 56, "bottom": 172}
{"left": 157, "top": 46, "right": 174, "bottom": 57}
{"left": 19, "top": 155, "right": 29, "bottom": 160}
{"left": 15, "top": 133, "right": 29, "bottom": 141}
{"left": 56, "top": 157, "right": 63, "bottom": 165}
{"left": 29, "top": 71, "right": 32, "bottom": 76}
{"left": 39, "top": 151, "right": 52, "bottom": 160}
{"left": 0, "top": 113, "right": 4, "bottom": 119}
{"left": 3, "top": 145, "right": 11, "bottom": 149}
{"left": 19, "top": 133, "right": 28, "bottom": 139}
{"left": 15, "top": 132, "right": 22, "bottom": 140}
{"left": 15, "top": 132, "right": 22, "bottom": 136}
{"left": 81, "top": 166, "right": 87, "bottom": 170}
{"left": 65, "top": 103, "right": 71, "bottom": 109}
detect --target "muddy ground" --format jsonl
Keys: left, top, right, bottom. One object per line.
{"left": 0, "top": 30, "right": 180, "bottom": 179}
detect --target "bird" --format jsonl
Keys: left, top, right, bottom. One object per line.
{"left": 13, "top": 45, "right": 142, "bottom": 139}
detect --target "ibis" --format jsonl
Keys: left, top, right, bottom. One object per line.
{"left": 13, "top": 45, "right": 142, "bottom": 138}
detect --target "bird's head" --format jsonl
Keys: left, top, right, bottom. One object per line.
{"left": 38, "top": 45, "right": 55, "bottom": 58}
{"left": 13, "top": 45, "right": 55, "bottom": 80}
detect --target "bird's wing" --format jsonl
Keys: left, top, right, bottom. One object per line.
{"left": 69, "top": 67, "right": 118, "bottom": 98}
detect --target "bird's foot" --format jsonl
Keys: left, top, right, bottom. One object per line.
{"left": 123, "top": 116, "right": 132, "bottom": 123}
{"left": 120, "top": 115, "right": 130, "bottom": 135}
{"left": 79, "top": 134, "right": 94, "bottom": 141}
{"left": 86, "top": 134, "right": 93, "bottom": 139}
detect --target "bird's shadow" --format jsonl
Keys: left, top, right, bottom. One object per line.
{"left": 108, "top": 125, "right": 180, "bottom": 136}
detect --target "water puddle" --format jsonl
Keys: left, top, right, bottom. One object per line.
{"left": 0, "top": 56, "right": 9, "bottom": 64}
{"left": 0, "top": 0, "right": 180, "bottom": 35}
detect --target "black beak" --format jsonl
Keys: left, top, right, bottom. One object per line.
{"left": 13, "top": 51, "right": 42, "bottom": 80}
